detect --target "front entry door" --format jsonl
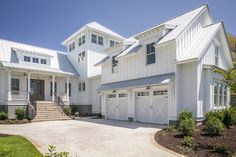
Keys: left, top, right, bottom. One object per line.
{"left": 30, "top": 79, "right": 45, "bottom": 100}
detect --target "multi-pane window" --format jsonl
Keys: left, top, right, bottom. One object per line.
{"left": 32, "top": 57, "right": 39, "bottom": 63}
{"left": 69, "top": 42, "right": 75, "bottom": 52}
{"left": 24, "top": 56, "right": 31, "bottom": 62}
{"left": 137, "top": 92, "right": 149, "bottom": 97}
{"left": 146, "top": 43, "right": 156, "bottom": 64}
{"left": 214, "top": 81, "right": 227, "bottom": 107}
{"left": 41, "top": 59, "right": 47, "bottom": 64}
{"left": 78, "top": 35, "right": 85, "bottom": 46}
{"left": 91, "top": 34, "right": 97, "bottom": 44}
{"left": 98, "top": 36, "right": 103, "bottom": 46}
{"left": 78, "top": 51, "right": 85, "bottom": 63}
{"left": 78, "top": 82, "right": 85, "bottom": 92}
{"left": 50, "top": 82, "right": 57, "bottom": 96}
{"left": 65, "top": 83, "right": 71, "bottom": 97}
{"left": 110, "top": 40, "right": 115, "bottom": 47}
{"left": 215, "top": 46, "right": 219, "bottom": 66}
{"left": 112, "top": 56, "right": 118, "bottom": 73}
{"left": 11, "top": 78, "right": 20, "bottom": 91}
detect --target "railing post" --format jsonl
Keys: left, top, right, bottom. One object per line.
{"left": 27, "top": 72, "right": 31, "bottom": 101}
{"left": 7, "top": 71, "right": 11, "bottom": 101}
{"left": 66, "top": 76, "right": 69, "bottom": 102}
{"left": 52, "top": 75, "right": 55, "bottom": 101}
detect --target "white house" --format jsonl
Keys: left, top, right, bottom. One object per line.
{"left": 97, "top": 5, "right": 233, "bottom": 124}
{"left": 0, "top": 4, "right": 233, "bottom": 123}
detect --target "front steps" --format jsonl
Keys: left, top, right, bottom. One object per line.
{"left": 32, "top": 101, "right": 71, "bottom": 122}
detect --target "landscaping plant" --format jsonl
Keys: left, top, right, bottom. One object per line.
{"left": 205, "top": 110, "right": 225, "bottom": 122}
{"left": 213, "top": 145, "right": 230, "bottom": 156}
{"left": 178, "top": 110, "right": 195, "bottom": 135}
{"left": 15, "top": 107, "right": 25, "bottom": 120}
{"left": 63, "top": 106, "right": 71, "bottom": 116}
{"left": 223, "top": 107, "right": 236, "bottom": 128}
{"left": 178, "top": 110, "right": 192, "bottom": 122}
{"left": 44, "top": 145, "right": 70, "bottom": 157}
{"left": 181, "top": 136, "right": 193, "bottom": 148}
{"left": 0, "top": 111, "right": 8, "bottom": 120}
{"left": 206, "top": 116, "right": 224, "bottom": 136}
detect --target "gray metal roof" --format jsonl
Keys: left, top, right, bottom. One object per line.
{"left": 97, "top": 73, "right": 175, "bottom": 91}
{"left": 94, "top": 56, "right": 109, "bottom": 66}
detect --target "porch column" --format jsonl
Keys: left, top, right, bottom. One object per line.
{"left": 66, "top": 76, "right": 69, "bottom": 102}
{"left": 27, "top": 72, "right": 31, "bottom": 101}
{"left": 52, "top": 75, "right": 55, "bottom": 101}
{"left": 7, "top": 71, "right": 11, "bottom": 101}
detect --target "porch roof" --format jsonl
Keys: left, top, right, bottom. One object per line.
{"left": 97, "top": 73, "right": 175, "bottom": 91}
{"left": 1, "top": 62, "right": 75, "bottom": 76}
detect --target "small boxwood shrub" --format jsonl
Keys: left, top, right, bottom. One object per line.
{"left": 213, "top": 145, "right": 230, "bottom": 155}
{"left": 178, "top": 110, "right": 192, "bottom": 122}
{"left": 205, "top": 110, "right": 225, "bottom": 122}
{"left": 0, "top": 111, "right": 8, "bottom": 120}
{"left": 63, "top": 106, "right": 70, "bottom": 116}
{"left": 15, "top": 107, "right": 25, "bottom": 120}
{"left": 179, "top": 118, "right": 195, "bottom": 135}
{"left": 206, "top": 116, "right": 224, "bottom": 136}
{"left": 223, "top": 107, "right": 236, "bottom": 128}
{"left": 181, "top": 136, "right": 193, "bottom": 147}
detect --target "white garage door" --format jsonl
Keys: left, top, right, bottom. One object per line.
{"left": 107, "top": 93, "right": 128, "bottom": 120}
{"left": 135, "top": 89, "right": 168, "bottom": 124}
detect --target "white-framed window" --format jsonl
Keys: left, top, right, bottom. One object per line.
{"left": 91, "top": 34, "right": 97, "bottom": 44}
{"left": 50, "top": 82, "right": 57, "bottom": 96}
{"left": 153, "top": 90, "right": 168, "bottom": 96}
{"left": 24, "top": 56, "right": 31, "bottom": 62}
{"left": 11, "top": 78, "right": 20, "bottom": 92}
{"left": 112, "top": 56, "right": 118, "bottom": 73}
{"left": 65, "top": 83, "right": 71, "bottom": 97}
{"left": 32, "top": 57, "right": 39, "bottom": 63}
{"left": 41, "top": 59, "right": 47, "bottom": 64}
{"left": 110, "top": 40, "right": 115, "bottom": 47}
{"left": 78, "top": 82, "right": 85, "bottom": 92}
{"left": 146, "top": 43, "right": 156, "bottom": 65}
{"left": 119, "top": 93, "right": 127, "bottom": 97}
{"left": 213, "top": 81, "right": 227, "bottom": 108}
{"left": 69, "top": 42, "right": 75, "bottom": 52}
{"left": 98, "top": 36, "right": 103, "bottom": 46}
{"left": 78, "top": 35, "right": 85, "bottom": 46}
{"left": 78, "top": 51, "right": 85, "bottom": 63}
{"left": 108, "top": 94, "right": 116, "bottom": 98}
{"left": 137, "top": 91, "right": 149, "bottom": 97}
{"left": 215, "top": 46, "right": 219, "bottom": 66}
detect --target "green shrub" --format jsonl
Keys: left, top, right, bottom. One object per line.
{"left": 205, "top": 110, "right": 225, "bottom": 122}
{"left": 178, "top": 110, "right": 192, "bottom": 122}
{"left": 15, "top": 107, "right": 25, "bottom": 120}
{"left": 0, "top": 111, "right": 8, "bottom": 120}
{"left": 223, "top": 107, "right": 236, "bottom": 128}
{"left": 206, "top": 116, "right": 224, "bottom": 136}
{"left": 63, "top": 106, "right": 70, "bottom": 116}
{"left": 44, "top": 145, "right": 70, "bottom": 157}
{"left": 69, "top": 105, "right": 77, "bottom": 115}
{"left": 213, "top": 145, "right": 230, "bottom": 155}
{"left": 181, "top": 136, "right": 193, "bottom": 147}
{"left": 74, "top": 112, "right": 79, "bottom": 117}
{"left": 179, "top": 118, "right": 195, "bottom": 135}
{"left": 97, "top": 113, "right": 102, "bottom": 118}
{"left": 163, "top": 125, "right": 176, "bottom": 132}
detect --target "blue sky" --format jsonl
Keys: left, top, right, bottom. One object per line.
{"left": 0, "top": 0, "right": 235, "bottom": 51}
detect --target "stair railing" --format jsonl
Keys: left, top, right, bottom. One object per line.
{"left": 27, "top": 92, "right": 37, "bottom": 120}
{"left": 54, "top": 92, "right": 67, "bottom": 115}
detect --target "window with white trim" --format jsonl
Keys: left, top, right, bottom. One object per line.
{"left": 41, "top": 59, "right": 47, "bottom": 64}
{"left": 69, "top": 42, "right": 75, "bottom": 52}
{"left": 110, "top": 40, "right": 115, "bottom": 47}
{"left": 78, "top": 82, "right": 85, "bottom": 92}
{"left": 24, "top": 56, "right": 31, "bottom": 62}
{"left": 65, "top": 83, "right": 71, "bottom": 96}
{"left": 78, "top": 35, "right": 85, "bottom": 46}
{"left": 215, "top": 46, "right": 219, "bottom": 66}
{"left": 214, "top": 81, "right": 227, "bottom": 107}
{"left": 11, "top": 78, "right": 20, "bottom": 92}
{"left": 50, "top": 82, "right": 57, "bottom": 96}
{"left": 137, "top": 92, "right": 149, "bottom": 97}
{"left": 112, "top": 56, "right": 118, "bottom": 73}
{"left": 98, "top": 36, "right": 103, "bottom": 46}
{"left": 214, "top": 82, "right": 219, "bottom": 107}
{"left": 91, "top": 34, "right": 97, "bottom": 44}
{"left": 32, "top": 57, "right": 39, "bottom": 63}
{"left": 78, "top": 51, "right": 85, "bottom": 63}
{"left": 223, "top": 86, "right": 227, "bottom": 106}
{"left": 108, "top": 94, "right": 116, "bottom": 98}
{"left": 146, "top": 43, "right": 156, "bottom": 65}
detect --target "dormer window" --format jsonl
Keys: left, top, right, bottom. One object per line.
{"left": 33, "top": 57, "right": 39, "bottom": 63}
{"left": 98, "top": 36, "right": 103, "bottom": 46}
{"left": 215, "top": 46, "right": 219, "bottom": 66}
{"left": 41, "top": 59, "right": 47, "bottom": 65}
{"left": 24, "top": 56, "right": 31, "bottom": 62}
{"left": 91, "top": 34, "right": 97, "bottom": 44}
{"left": 146, "top": 43, "right": 156, "bottom": 65}
{"left": 78, "top": 35, "right": 85, "bottom": 46}
{"left": 69, "top": 42, "right": 75, "bottom": 52}
{"left": 110, "top": 40, "right": 115, "bottom": 47}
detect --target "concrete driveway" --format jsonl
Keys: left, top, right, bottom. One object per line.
{"left": 0, "top": 118, "right": 178, "bottom": 157}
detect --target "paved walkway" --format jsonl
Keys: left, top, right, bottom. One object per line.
{"left": 0, "top": 118, "right": 180, "bottom": 157}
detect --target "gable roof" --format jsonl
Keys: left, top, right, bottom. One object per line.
{"left": 62, "top": 22, "right": 125, "bottom": 45}
{"left": 0, "top": 39, "right": 79, "bottom": 76}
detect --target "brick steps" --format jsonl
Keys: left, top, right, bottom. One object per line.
{"left": 32, "top": 101, "right": 71, "bottom": 122}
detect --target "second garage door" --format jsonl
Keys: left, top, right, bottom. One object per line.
{"left": 107, "top": 93, "right": 128, "bottom": 120}
{"left": 135, "top": 89, "right": 168, "bottom": 124}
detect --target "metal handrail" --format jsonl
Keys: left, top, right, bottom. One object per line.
{"left": 54, "top": 92, "right": 67, "bottom": 115}
{"left": 27, "top": 91, "right": 37, "bottom": 119}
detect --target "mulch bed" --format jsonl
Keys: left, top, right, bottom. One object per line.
{"left": 0, "top": 119, "right": 30, "bottom": 124}
{"left": 155, "top": 125, "right": 236, "bottom": 157}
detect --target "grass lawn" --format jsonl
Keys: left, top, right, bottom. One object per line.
{"left": 0, "top": 135, "right": 42, "bottom": 157}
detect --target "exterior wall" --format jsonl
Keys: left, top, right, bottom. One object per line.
{"left": 91, "top": 77, "right": 101, "bottom": 113}
{"left": 102, "top": 41, "right": 176, "bottom": 84}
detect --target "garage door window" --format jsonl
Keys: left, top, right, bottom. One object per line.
{"left": 137, "top": 92, "right": 149, "bottom": 97}
{"left": 108, "top": 94, "right": 116, "bottom": 98}
{"left": 153, "top": 90, "right": 168, "bottom": 96}
{"left": 119, "top": 93, "right": 127, "bottom": 97}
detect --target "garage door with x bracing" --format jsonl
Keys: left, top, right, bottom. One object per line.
{"left": 135, "top": 90, "right": 168, "bottom": 124}
{"left": 107, "top": 93, "right": 128, "bottom": 120}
